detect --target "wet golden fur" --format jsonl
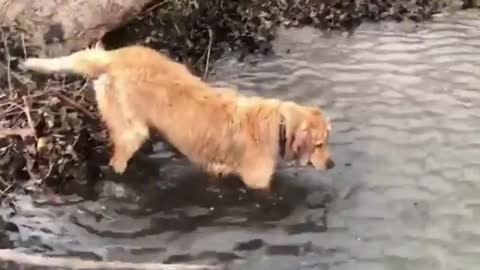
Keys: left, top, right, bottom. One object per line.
{"left": 21, "top": 44, "right": 335, "bottom": 190}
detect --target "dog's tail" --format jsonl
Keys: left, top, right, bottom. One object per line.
{"left": 20, "top": 42, "right": 111, "bottom": 78}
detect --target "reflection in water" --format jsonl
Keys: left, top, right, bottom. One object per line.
{"left": 3, "top": 9, "right": 480, "bottom": 270}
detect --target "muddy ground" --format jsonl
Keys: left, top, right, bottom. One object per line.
{"left": 0, "top": 0, "right": 465, "bottom": 209}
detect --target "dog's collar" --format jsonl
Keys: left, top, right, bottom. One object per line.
{"left": 279, "top": 114, "right": 287, "bottom": 159}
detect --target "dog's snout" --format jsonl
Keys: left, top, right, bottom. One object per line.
{"left": 326, "top": 159, "right": 335, "bottom": 169}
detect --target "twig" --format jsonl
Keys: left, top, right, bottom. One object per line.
{"left": 0, "top": 183, "right": 13, "bottom": 201}
{"left": 1, "top": 91, "right": 50, "bottom": 117}
{"left": 0, "top": 128, "right": 35, "bottom": 139}
{"left": 140, "top": 0, "right": 170, "bottom": 15}
{"left": 5, "top": 100, "right": 28, "bottom": 115}
{"left": 133, "top": 0, "right": 172, "bottom": 25}
{"left": 6, "top": 110, "right": 25, "bottom": 127}
{"left": 70, "top": 79, "right": 90, "bottom": 102}
{"left": 52, "top": 91, "right": 97, "bottom": 120}
{"left": 39, "top": 162, "right": 54, "bottom": 183}
{"left": 203, "top": 28, "right": 213, "bottom": 80}
{"left": 1, "top": 30, "right": 13, "bottom": 97}
{"left": 0, "top": 101, "right": 13, "bottom": 110}
{"left": 0, "top": 249, "right": 219, "bottom": 270}
{"left": 20, "top": 33, "right": 27, "bottom": 59}
{"left": 192, "top": 51, "right": 207, "bottom": 68}
{"left": 0, "top": 175, "right": 10, "bottom": 189}
{"left": 22, "top": 96, "right": 36, "bottom": 139}
{"left": 27, "top": 88, "right": 52, "bottom": 100}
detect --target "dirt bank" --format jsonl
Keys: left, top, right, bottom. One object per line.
{"left": 0, "top": 0, "right": 461, "bottom": 203}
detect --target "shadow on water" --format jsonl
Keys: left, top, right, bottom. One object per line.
{"left": 1, "top": 145, "right": 337, "bottom": 266}
{"left": 4, "top": 9, "right": 480, "bottom": 270}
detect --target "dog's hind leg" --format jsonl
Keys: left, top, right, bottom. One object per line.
{"left": 93, "top": 75, "right": 149, "bottom": 174}
{"left": 109, "top": 122, "right": 149, "bottom": 173}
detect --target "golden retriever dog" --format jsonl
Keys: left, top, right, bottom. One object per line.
{"left": 20, "top": 44, "right": 335, "bottom": 190}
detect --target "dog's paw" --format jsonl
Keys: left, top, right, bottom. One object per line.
{"left": 109, "top": 157, "right": 127, "bottom": 174}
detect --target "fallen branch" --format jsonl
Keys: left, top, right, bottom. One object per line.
{"left": 203, "top": 28, "right": 213, "bottom": 80}
{"left": 0, "top": 183, "right": 13, "bottom": 200}
{"left": 22, "top": 96, "right": 37, "bottom": 139}
{"left": 0, "top": 127, "right": 35, "bottom": 139}
{"left": 138, "top": 0, "right": 170, "bottom": 19}
{"left": 0, "top": 249, "right": 220, "bottom": 270}
{"left": 52, "top": 91, "right": 98, "bottom": 120}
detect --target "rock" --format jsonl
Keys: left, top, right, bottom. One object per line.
{"left": 1, "top": 0, "right": 152, "bottom": 57}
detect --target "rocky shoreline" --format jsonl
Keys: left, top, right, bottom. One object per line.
{"left": 0, "top": 0, "right": 467, "bottom": 203}
{"left": 104, "top": 0, "right": 453, "bottom": 73}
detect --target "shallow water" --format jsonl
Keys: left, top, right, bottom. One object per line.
{"left": 3, "top": 9, "right": 480, "bottom": 270}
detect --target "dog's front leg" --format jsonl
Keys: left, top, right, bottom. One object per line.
{"left": 238, "top": 159, "right": 275, "bottom": 190}
{"left": 109, "top": 142, "right": 129, "bottom": 173}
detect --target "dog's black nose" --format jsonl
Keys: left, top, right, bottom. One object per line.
{"left": 326, "top": 159, "right": 335, "bottom": 169}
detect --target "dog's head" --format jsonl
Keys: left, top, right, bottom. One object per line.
{"left": 288, "top": 105, "right": 335, "bottom": 170}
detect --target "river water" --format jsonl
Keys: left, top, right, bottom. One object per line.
{"left": 2, "top": 9, "right": 480, "bottom": 270}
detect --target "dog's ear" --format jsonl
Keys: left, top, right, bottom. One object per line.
{"left": 292, "top": 124, "right": 314, "bottom": 166}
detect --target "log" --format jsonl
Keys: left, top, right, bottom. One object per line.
{"left": 0, "top": 0, "right": 152, "bottom": 57}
